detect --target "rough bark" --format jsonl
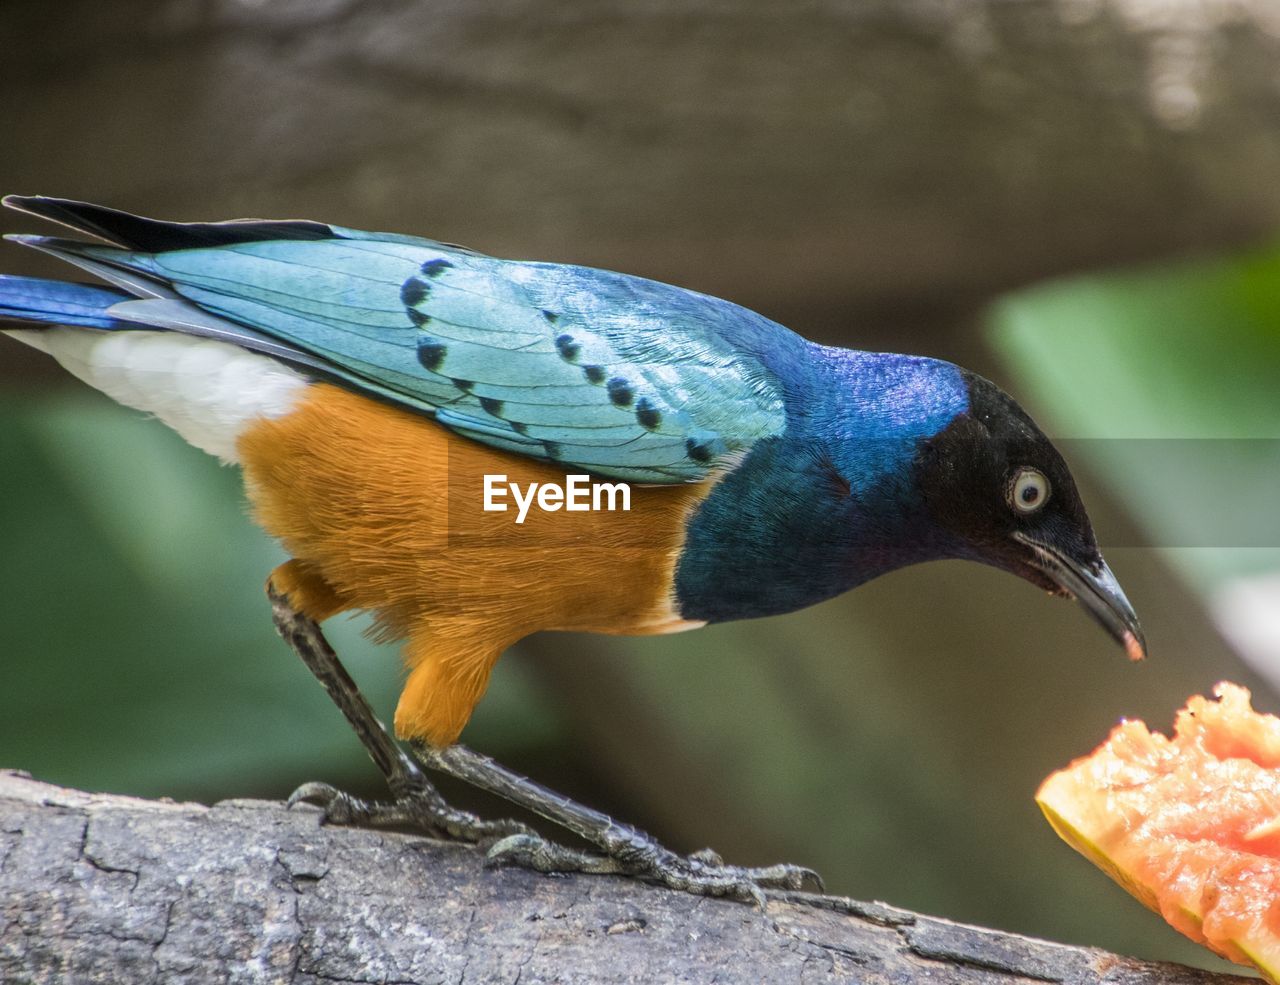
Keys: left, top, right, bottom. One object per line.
{"left": 0, "top": 771, "right": 1251, "bottom": 985}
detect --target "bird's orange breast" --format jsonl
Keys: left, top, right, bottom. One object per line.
{"left": 237, "top": 382, "right": 713, "bottom": 746}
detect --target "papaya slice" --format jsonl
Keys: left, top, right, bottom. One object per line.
{"left": 1037, "top": 682, "right": 1280, "bottom": 982}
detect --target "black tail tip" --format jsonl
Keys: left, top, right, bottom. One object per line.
{"left": 2, "top": 195, "right": 337, "bottom": 251}
{"left": 2, "top": 195, "right": 92, "bottom": 226}
{"left": 3, "top": 194, "right": 42, "bottom": 211}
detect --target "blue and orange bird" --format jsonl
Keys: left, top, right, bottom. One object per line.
{"left": 0, "top": 197, "right": 1145, "bottom": 902}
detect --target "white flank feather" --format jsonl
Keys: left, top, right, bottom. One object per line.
{"left": 4, "top": 328, "right": 309, "bottom": 463}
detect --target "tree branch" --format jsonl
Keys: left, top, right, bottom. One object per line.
{"left": 0, "top": 771, "right": 1250, "bottom": 984}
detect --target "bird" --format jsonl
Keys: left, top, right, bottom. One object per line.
{"left": 0, "top": 196, "right": 1145, "bottom": 903}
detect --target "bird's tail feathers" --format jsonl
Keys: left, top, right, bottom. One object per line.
{"left": 2, "top": 194, "right": 333, "bottom": 252}
{"left": 0, "top": 274, "right": 131, "bottom": 331}
{"left": 4, "top": 234, "right": 177, "bottom": 301}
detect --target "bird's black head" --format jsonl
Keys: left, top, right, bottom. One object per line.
{"left": 913, "top": 371, "right": 1145, "bottom": 661}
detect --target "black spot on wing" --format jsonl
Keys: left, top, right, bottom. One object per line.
{"left": 542, "top": 310, "right": 559, "bottom": 324}
{"left": 583, "top": 365, "right": 606, "bottom": 385}
{"left": 420, "top": 258, "right": 453, "bottom": 278}
{"left": 510, "top": 421, "right": 529, "bottom": 435}
{"left": 451, "top": 378, "right": 474, "bottom": 392}
{"left": 542, "top": 440, "right": 562, "bottom": 459}
{"left": 686, "top": 438, "right": 715, "bottom": 463}
{"left": 479, "top": 397, "right": 505, "bottom": 417}
{"left": 417, "top": 338, "right": 447, "bottom": 371}
{"left": 607, "top": 377, "right": 634, "bottom": 407}
{"left": 555, "top": 334, "right": 581, "bottom": 363}
{"left": 635, "top": 398, "right": 661, "bottom": 430}
{"left": 408, "top": 308, "right": 431, "bottom": 327}
{"left": 400, "top": 277, "right": 429, "bottom": 307}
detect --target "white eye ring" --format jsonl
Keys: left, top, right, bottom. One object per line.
{"left": 1009, "top": 467, "right": 1050, "bottom": 515}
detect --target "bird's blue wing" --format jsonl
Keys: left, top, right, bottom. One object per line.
{"left": 10, "top": 211, "right": 790, "bottom": 483}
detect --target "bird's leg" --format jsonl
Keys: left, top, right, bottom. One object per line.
{"left": 266, "top": 582, "right": 531, "bottom": 843}
{"left": 415, "top": 741, "right": 825, "bottom": 905}
{"left": 268, "top": 580, "right": 821, "bottom": 902}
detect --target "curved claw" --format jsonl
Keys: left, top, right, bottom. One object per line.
{"left": 287, "top": 780, "right": 339, "bottom": 808}
{"left": 763, "top": 863, "right": 824, "bottom": 894}
{"left": 485, "top": 833, "right": 547, "bottom": 867}
{"left": 286, "top": 781, "right": 366, "bottom": 824}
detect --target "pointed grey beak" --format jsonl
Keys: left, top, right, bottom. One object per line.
{"left": 1012, "top": 532, "right": 1147, "bottom": 661}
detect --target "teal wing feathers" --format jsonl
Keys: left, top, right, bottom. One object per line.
{"left": 15, "top": 221, "right": 790, "bottom": 483}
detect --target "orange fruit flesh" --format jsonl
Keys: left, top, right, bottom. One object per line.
{"left": 1037, "top": 683, "right": 1280, "bottom": 982}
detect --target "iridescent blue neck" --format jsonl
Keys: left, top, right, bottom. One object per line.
{"left": 674, "top": 346, "right": 970, "bottom": 622}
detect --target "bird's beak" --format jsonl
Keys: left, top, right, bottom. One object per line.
{"left": 1012, "top": 532, "right": 1147, "bottom": 662}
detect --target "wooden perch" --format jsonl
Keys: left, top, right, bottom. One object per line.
{"left": 0, "top": 771, "right": 1251, "bottom": 984}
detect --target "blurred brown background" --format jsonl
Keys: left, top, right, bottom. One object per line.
{"left": 2, "top": 0, "right": 1279, "bottom": 973}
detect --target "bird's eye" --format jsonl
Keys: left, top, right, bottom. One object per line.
{"left": 1009, "top": 467, "right": 1050, "bottom": 515}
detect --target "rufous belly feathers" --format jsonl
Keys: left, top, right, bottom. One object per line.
{"left": 239, "top": 382, "right": 711, "bottom": 747}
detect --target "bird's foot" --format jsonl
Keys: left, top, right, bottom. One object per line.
{"left": 485, "top": 832, "right": 823, "bottom": 906}
{"left": 418, "top": 742, "right": 824, "bottom": 905}
{"left": 287, "top": 780, "right": 533, "bottom": 843}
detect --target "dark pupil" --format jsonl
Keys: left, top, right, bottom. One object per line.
{"left": 1021, "top": 484, "right": 1039, "bottom": 503}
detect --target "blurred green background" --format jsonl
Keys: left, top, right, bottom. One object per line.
{"left": 2, "top": 0, "right": 1280, "bottom": 976}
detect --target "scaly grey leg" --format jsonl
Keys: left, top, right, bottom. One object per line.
{"left": 267, "top": 583, "right": 529, "bottom": 842}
